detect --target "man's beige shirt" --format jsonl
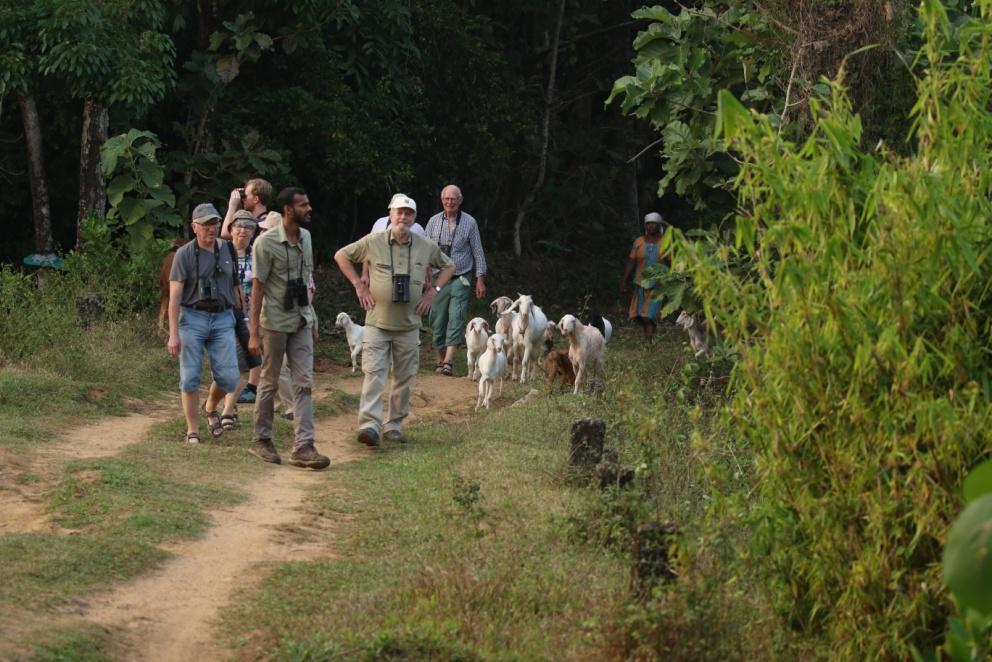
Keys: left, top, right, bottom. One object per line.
{"left": 340, "top": 230, "right": 453, "bottom": 331}
{"left": 252, "top": 220, "right": 316, "bottom": 332}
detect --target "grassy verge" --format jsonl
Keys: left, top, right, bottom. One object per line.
{"left": 222, "top": 394, "right": 630, "bottom": 660}
{"left": 217, "top": 325, "right": 764, "bottom": 660}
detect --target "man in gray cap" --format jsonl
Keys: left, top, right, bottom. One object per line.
{"left": 167, "top": 203, "right": 241, "bottom": 443}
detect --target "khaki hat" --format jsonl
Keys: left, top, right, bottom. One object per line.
{"left": 388, "top": 194, "right": 417, "bottom": 212}
{"left": 232, "top": 210, "right": 257, "bottom": 229}
{"left": 192, "top": 203, "right": 222, "bottom": 224}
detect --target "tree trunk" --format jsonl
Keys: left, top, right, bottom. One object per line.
{"left": 568, "top": 418, "right": 606, "bottom": 469}
{"left": 17, "top": 90, "right": 53, "bottom": 253}
{"left": 77, "top": 96, "right": 109, "bottom": 247}
{"left": 512, "top": 0, "right": 566, "bottom": 256}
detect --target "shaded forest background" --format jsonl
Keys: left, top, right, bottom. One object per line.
{"left": 0, "top": 0, "right": 922, "bottom": 267}
{"left": 0, "top": 0, "right": 669, "bottom": 266}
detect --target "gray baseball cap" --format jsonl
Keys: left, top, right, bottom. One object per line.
{"left": 232, "top": 209, "right": 257, "bottom": 229}
{"left": 192, "top": 203, "right": 222, "bottom": 224}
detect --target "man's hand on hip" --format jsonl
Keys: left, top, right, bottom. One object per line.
{"left": 417, "top": 288, "right": 437, "bottom": 315}
{"left": 354, "top": 282, "right": 376, "bottom": 310}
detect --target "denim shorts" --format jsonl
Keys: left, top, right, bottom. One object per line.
{"left": 178, "top": 307, "right": 239, "bottom": 393}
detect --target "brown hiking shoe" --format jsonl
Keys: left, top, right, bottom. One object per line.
{"left": 357, "top": 428, "right": 380, "bottom": 447}
{"left": 383, "top": 430, "right": 407, "bottom": 444}
{"left": 288, "top": 444, "right": 330, "bottom": 470}
{"left": 249, "top": 439, "right": 281, "bottom": 464}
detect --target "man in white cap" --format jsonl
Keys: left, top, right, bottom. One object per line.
{"left": 334, "top": 194, "right": 454, "bottom": 447}
{"left": 620, "top": 211, "right": 667, "bottom": 342}
{"left": 167, "top": 203, "right": 241, "bottom": 443}
{"left": 360, "top": 193, "right": 427, "bottom": 287}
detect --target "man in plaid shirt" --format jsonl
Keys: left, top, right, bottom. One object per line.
{"left": 424, "top": 184, "right": 488, "bottom": 376}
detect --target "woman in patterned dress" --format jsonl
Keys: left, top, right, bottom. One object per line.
{"left": 620, "top": 212, "right": 666, "bottom": 341}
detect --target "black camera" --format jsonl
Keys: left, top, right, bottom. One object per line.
{"left": 284, "top": 277, "right": 309, "bottom": 310}
{"left": 237, "top": 187, "right": 246, "bottom": 202}
{"left": 392, "top": 274, "right": 411, "bottom": 303}
{"left": 197, "top": 277, "right": 218, "bottom": 304}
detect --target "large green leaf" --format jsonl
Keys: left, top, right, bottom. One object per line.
{"left": 715, "top": 89, "right": 751, "bottom": 141}
{"left": 963, "top": 458, "right": 992, "bottom": 504}
{"left": 943, "top": 495, "right": 992, "bottom": 616}
{"left": 118, "top": 198, "right": 146, "bottom": 226}
{"left": 99, "top": 137, "right": 127, "bottom": 177}
{"left": 138, "top": 159, "right": 164, "bottom": 189}
{"left": 148, "top": 186, "right": 176, "bottom": 207}
{"left": 106, "top": 174, "right": 136, "bottom": 207}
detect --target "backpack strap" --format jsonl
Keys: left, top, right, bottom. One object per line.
{"left": 226, "top": 240, "right": 240, "bottom": 286}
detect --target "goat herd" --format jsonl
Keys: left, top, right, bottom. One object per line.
{"left": 335, "top": 293, "right": 615, "bottom": 412}
{"left": 335, "top": 294, "right": 715, "bottom": 412}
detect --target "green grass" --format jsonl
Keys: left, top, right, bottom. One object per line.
{"left": 220, "top": 382, "right": 633, "bottom": 659}
{"left": 0, "top": 318, "right": 175, "bottom": 449}
{"left": 29, "top": 624, "right": 116, "bottom": 662}
{"left": 0, "top": 534, "right": 169, "bottom": 610}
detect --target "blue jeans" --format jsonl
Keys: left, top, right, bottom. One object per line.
{"left": 178, "top": 307, "right": 239, "bottom": 393}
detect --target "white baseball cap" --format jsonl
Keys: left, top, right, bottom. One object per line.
{"left": 643, "top": 212, "right": 663, "bottom": 225}
{"left": 388, "top": 194, "right": 417, "bottom": 212}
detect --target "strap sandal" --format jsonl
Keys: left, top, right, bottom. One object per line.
{"left": 205, "top": 410, "right": 224, "bottom": 438}
{"left": 221, "top": 413, "right": 238, "bottom": 431}
{"left": 186, "top": 432, "right": 200, "bottom": 444}
{"left": 439, "top": 362, "right": 453, "bottom": 376}
{"left": 434, "top": 362, "right": 446, "bottom": 373}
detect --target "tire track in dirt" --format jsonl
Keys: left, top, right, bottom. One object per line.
{"left": 74, "top": 372, "right": 478, "bottom": 661}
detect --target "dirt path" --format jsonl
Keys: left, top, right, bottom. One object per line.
{"left": 0, "top": 408, "right": 174, "bottom": 535}
{"left": 70, "top": 370, "right": 478, "bottom": 661}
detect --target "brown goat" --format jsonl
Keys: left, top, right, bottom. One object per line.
{"left": 544, "top": 348, "right": 575, "bottom": 387}
{"left": 158, "top": 238, "right": 190, "bottom": 333}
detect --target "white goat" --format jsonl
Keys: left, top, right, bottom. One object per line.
{"left": 676, "top": 310, "right": 711, "bottom": 357}
{"left": 492, "top": 297, "right": 521, "bottom": 378}
{"left": 490, "top": 296, "right": 514, "bottom": 316}
{"left": 335, "top": 312, "right": 364, "bottom": 372}
{"left": 558, "top": 314, "right": 606, "bottom": 394}
{"left": 476, "top": 333, "right": 508, "bottom": 410}
{"left": 512, "top": 294, "right": 548, "bottom": 383}
{"left": 465, "top": 317, "right": 490, "bottom": 381}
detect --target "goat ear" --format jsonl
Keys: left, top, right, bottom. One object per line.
{"left": 482, "top": 320, "right": 490, "bottom": 331}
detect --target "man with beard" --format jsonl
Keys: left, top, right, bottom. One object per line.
{"left": 620, "top": 211, "right": 668, "bottom": 342}
{"left": 334, "top": 194, "right": 454, "bottom": 446}
{"left": 247, "top": 187, "right": 330, "bottom": 469}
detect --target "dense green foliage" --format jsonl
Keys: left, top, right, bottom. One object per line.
{"left": 0, "top": 0, "right": 656, "bottom": 263}
{"left": 609, "top": 1, "right": 919, "bottom": 222}
{"left": 607, "top": 3, "right": 779, "bottom": 216}
{"left": 666, "top": 1, "right": 992, "bottom": 656}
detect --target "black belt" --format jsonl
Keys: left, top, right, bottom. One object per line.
{"left": 184, "top": 303, "right": 231, "bottom": 313}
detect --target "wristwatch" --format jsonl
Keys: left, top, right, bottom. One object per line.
{"left": 433, "top": 285, "right": 441, "bottom": 293}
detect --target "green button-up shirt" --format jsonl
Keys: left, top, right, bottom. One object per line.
{"left": 339, "top": 230, "right": 453, "bottom": 331}
{"left": 252, "top": 221, "right": 316, "bottom": 332}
